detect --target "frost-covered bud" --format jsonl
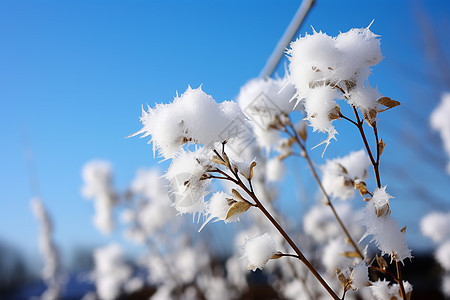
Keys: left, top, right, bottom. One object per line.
{"left": 81, "top": 160, "right": 116, "bottom": 235}
{"left": 362, "top": 186, "right": 412, "bottom": 263}
{"left": 436, "top": 241, "right": 450, "bottom": 271}
{"left": 350, "top": 262, "right": 369, "bottom": 290}
{"left": 347, "top": 84, "right": 381, "bottom": 116}
{"left": 165, "top": 149, "right": 211, "bottom": 215}
{"left": 199, "top": 191, "right": 251, "bottom": 231}
{"left": 335, "top": 27, "right": 382, "bottom": 82}
{"left": 420, "top": 211, "right": 450, "bottom": 243}
{"left": 133, "top": 86, "right": 246, "bottom": 159}
{"left": 243, "top": 233, "right": 277, "bottom": 271}
{"left": 321, "top": 149, "right": 370, "bottom": 200}
{"left": 288, "top": 30, "right": 340, "bottom": 92}
{"left": 431, "top": 93, "right": 450, "bottom": 174}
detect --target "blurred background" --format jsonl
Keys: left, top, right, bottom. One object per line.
{"left": 1, "top": 0, "right": 449, "bottom": 299}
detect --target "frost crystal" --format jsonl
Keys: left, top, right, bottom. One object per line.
{"left": 430, "top": 92, "right": 450, "bottom": 174}
{"left": 350, "top": 262, "right": 369, "bottom": 290}
{"left": 361, "top": 187, "right": 412, "bottom": 262}
{"left": 243, "top": 233, "right": 277, "bottom": 271}
{"left": 133, "top": 86, "right": 245, "bottom": 159}
{"left": 321, "top": 149, "right": 370, "bottom": 200}
{"left": 81, "top": 160, "right": 116, "bottom": 235}
{"left": 199, "top": 192, "right": 244, "bottom": 231}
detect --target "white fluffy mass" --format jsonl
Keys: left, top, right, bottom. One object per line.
{"left": 436, "top": 241, "right": 450, "bottom": 271}
{"left": 287, "top": 26, "right": 383, "bottom": 152}
{"left": 361, "top": 186, "right": 412, "bottom": 262}
{"left": 81, "top": 160, "right": 116, "bottom": 235}
{"left": 322, "top": 238, "right": 354, "bottom": 274}
{"left": 304, "top": 203, "right": 363, "bottom": 243}
{"left": 31, "top": 197, "right": 61, "bottom": 300}
{"left": 369, "top": 279, "right": 413, "bottom": 300}
{"left": 321, "top": 149, "right": 370, "bottom": 200}
{"left": 237, "top": 76, "right": 297, "bottom": 129}
{"left": 93, "top": 244, "right": 131, "bottom": 300}
{"left": 351, "top": 262, "right": 369, "bottom": 290}
{"left": 133, "top": 86, "right": 245, "bottom": 159}
{"left": 243, "top": 233, "right": 277, "bottom": 271}
{"left": 430, "top": 92, "right": 450, "bottom": 174}
{"left": 420, "top": 211, "right": 450, "bottom": 243}
{"left": 265, "top": 158, "right": 285, "bottom": 182}
{"left": 200, "top": 192, "right": 243, "bottom": 231}
{"left": 165, "top": 149, "right": 212, "bottom": 215}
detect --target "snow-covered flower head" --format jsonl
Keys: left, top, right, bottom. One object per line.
{"left": 430, "top": 92, "right": 450, "bottom": 174}
{"left": 361, "top": 186, "right": 412, "bottom": 263}
{"left": 321, "top": 149, "right": 370, "bottom": 200}
{"left": 237, "top": 76, "right": 297, "bottom": 129}
{"left": 133, "top": 86, "right": 245, "bottom": 159}
{"left": 420, "top": 211, "right": 450, "bottom": 243}
{"left": 81, "top": 160, "right": 116, "bottom": 235}
{"left": 165, "top": 149, "right": 212, "bottom": 215}
{"left": 243, "top": 233, "right": 277, "bottom": 271}
{"left": 287, "top": 26, "right": 384, "bottom": 153}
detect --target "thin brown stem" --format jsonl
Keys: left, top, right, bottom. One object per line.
{"left": 396, "top": 261, "right": 407, "bottom": 299}
{"left": 217, "top": 151, "right": 341, "bottom": 300}
{"left": 284, "top": 121, "right": 364, "bottom": 260}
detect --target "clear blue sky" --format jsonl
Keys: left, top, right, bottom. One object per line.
{"left": 1, "top": 0, "right": 449, "bottom": 269}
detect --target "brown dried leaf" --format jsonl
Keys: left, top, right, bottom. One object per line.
{"left": 376, "top": 254, "right": 388, "bottom": 271}
{"left": 249, "top": 161, "right": 257, "bottom": 181}
{"left": 329, "top": 106, "right": 341, "bottom": 120}
{"left": 378, "top": 138, "right": 385, "bottom": 156}
{"left": 354, "top": 181, "right": 368, "bottom": 196}
{"left": 231, "top": 189, "right": 245, "bottom": 202}
{"left": 271, "top": 251, "right": 283, "bottom": 260}
{"left": 298, "top": 122, "right": 307, "bottom": 141}
{"left": 377, "top": 97, "right": 401, "bottom": 112}
{"left": 211, "top": 155, "right": 225, "bottom": 165}
{"left": 341, "top": 251, "right": 361, "bottom": 258}
{"left": 336, "top": 269, "right": 351, "bottom": 290}
{"left": 400, "top": 226, "right": 407, "bottom": 233}
{"left": 226, "top": 201, "right": 251, "bottom": 220}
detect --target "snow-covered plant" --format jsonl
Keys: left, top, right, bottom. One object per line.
{"left": 91, "top": 244, "right": 132, "bottom": 300}
{"left": 431, "top": 92, "right": 450, "bottom": 174}
{"left": 31, "top": 197, "right": 62, "bottom": 300}
{"left": 421, "top": 212, "right": 450, "bottom": 297}
{"left": 129, "top": 24, "right": 413, "bottom": 300}
{"left": 81, "top": 160, "right": 117, "bottom": 235}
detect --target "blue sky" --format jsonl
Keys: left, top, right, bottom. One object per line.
{"left": 1, "top": 0, "right": 449, "bottom": 269}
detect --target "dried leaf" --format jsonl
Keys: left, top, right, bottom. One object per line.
{"left": 376, "top": 254, "right": 388, "bottom": 271}
{"left": 341, "top": 251, "right": 361, "bottom": 258}
{"left": 278, "top": 151, "right": 292, "bottom": 161}
{"left": 249, "top": 161, "right": 257, "bottom": 181}
{"left": 336, "top": 269, "right": 351, "bottom": 290}
{"left": 211, "top": 155, "right": 225, "bottom": 165}
{"left": 378, "top": 138, "right": 385, "bottom": 156}
{"left": 231, "top": 189, "right": 245, "bottom": 202}
{"left": 271, "top": 251, "right": 283, "bottom": 260}
{"left": 354, "top": 180, "right": 368, "bottom": 196}
{"left": 298, "top": 122, "right": 307, "bottom": 141}
{"left": 377, "top": 97, "right": 401, "bottom": 112}
{"left": 364, "top": 109, "right": 378, "bottom": 127}
{"left": 337, "top": 163, "right": 348, "bottom": 175}
{"left": 226, "top": 201, "right": 251, "bottom": 220}
{"left": 400, "top": 226, "right": 407, "bottom": 233}
{"left": 329, "top": 106, "right": 341, "bottom": 120}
